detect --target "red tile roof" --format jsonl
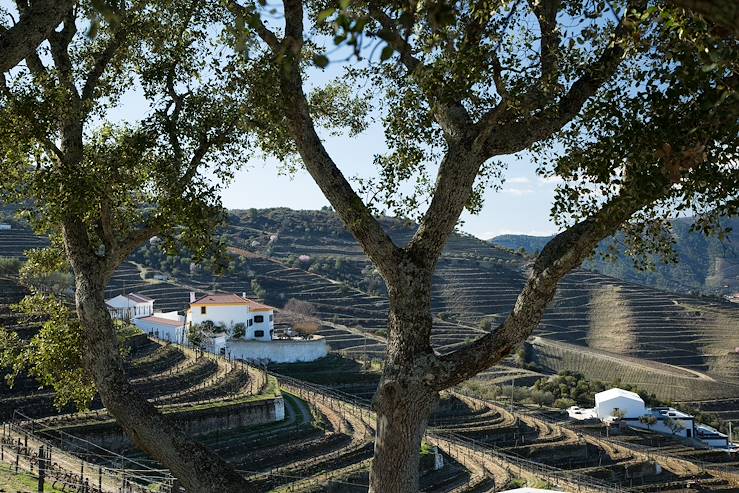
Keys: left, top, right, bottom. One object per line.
{"left": 191, "top": 293, "right": 273, "bottom": 310}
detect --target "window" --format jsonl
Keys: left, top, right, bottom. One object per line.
{"left": 254, "top": 315, "right": 264, "bottom": 323}
{"left": 248, "top": 319, "right": 253, "bottom": 327}
{"left": 254, "top": 330, "right": 264, "bottom": 338}
{"left": 269, "top": 315, "right": 273, "bottom": 321}
{"left": 200, "top": 306, "right": 207, "bottom": 315}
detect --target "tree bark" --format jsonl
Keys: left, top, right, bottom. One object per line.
{"left": 63, "top": 219, "right": 251, "bottom": 493}
{"left": 0, "top": 0, "right": 77, "bottom": 73}
{"left": 369, "top": 259, "right": 438, "bottom": 492}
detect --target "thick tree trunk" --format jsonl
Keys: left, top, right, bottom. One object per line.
{"left": 63, "top": 221, "right": 251, "bottom": 492}
{"left": 0, "top": 0, "right": 76, "bottom": 73}
{"left": 371, "top": 383, "right": 436, "bottom": 492}
{"left": 369, "top": 261, "right": 437, "bottom": 493}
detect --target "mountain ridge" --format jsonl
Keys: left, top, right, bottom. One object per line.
{"left": 490, "top": 216, "right": 739, "bottom": 298}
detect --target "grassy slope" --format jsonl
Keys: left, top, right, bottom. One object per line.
{"left": 0, "top": 463, "right": 64, "bottom": 493}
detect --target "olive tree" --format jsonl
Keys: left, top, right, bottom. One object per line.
{"left": 228, "top": 0, "right": 739, "bottom": 490}
{"left": 0, "top": 1, "right": 262, "bottom": 490}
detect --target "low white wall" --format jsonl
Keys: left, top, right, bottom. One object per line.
{"left": 274, "top": 396, "right": 285, "bottom": 421}
{"left": 228, "top": 338, "right": 328, "bottom": 363}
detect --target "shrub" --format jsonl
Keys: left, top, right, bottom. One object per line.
{"left": 530, "top": 390, "right": 555, "bottom": 407}
{"left": 284, "top": 298, "right": 321, "bottom": 338}
{"left": 232, "top": 322, "right": 246, "bottom": 339}
{"left": 0, "top": 257, "right": 22, "bottom": 277}
{"left": 554, "top": 398, "right": 576, "bottom": 409}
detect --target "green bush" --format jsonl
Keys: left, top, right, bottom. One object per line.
{"left": 0, "top": 257, "right": 22, "bottom": 277}
{"left": 554, "top": 398, "right": 576, "bottom": 409}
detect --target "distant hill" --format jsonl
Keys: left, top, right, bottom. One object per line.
{"left": 488, "top": 234, "right": 554, "bottom": 255}
{"left": 490, "top": 217, "right": 739, "bottom": 297}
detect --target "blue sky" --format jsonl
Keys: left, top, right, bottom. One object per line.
{"left": 1, "top": 1, "right": 561, "bottom": 240}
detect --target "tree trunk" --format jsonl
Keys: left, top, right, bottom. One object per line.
{"left": 369, "top": 262, "right": 437, "bottom": 493}
{"left": 64, "top": 221, "right": 251, "bottom": 492}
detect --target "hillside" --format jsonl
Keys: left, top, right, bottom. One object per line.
{"left": 490, "top": 216, "right": 739, "bottom": 297}
{"left": 2, "top": 207, "right": 739, "bottom": 408}
{"left": 488, "top": 234, "right": 554, "bottom": 254}
{"left": 2, "top": 206, "right": 739, "bottom": 491}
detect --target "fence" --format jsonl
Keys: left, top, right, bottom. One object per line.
{"left": 0, "top": 335, "right": 650, "bottom": 492}
{"left": 2, "top": 415, "right": 174, "bottom": 493}
{"left": 272, "top": 372, "right": 630, "bottom": 493}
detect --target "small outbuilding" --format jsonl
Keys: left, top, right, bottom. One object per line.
{"left": 105, "top": 293, "right": 155, "bottom": 320}
{"left": 134, "top": 311, "right": 186, "bottom": 344}
{"left": 595, "top": 388, "right": 645, "bottom": 420}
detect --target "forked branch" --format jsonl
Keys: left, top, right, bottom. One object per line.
{"left": 244, "top": 0, "right": 402, "bottom": 279}
{"left": 429, "top": 186, "right": 665, "bottom": 390}
{"left": 0, "top": 0, "right": 76, "bottom": 73}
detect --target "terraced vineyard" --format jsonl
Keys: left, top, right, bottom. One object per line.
{"left": 273, "top": 356, "right": 739, "bottom": 492}
{"left": 2, "top": 208, "right": 739, "bottom": 491}
{"left": 220, "top": 210, "right": 739, "bottom": 406}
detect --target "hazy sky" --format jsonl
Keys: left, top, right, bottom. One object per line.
{"left": 1, "top": 2, "right": 561, "bottom": 240}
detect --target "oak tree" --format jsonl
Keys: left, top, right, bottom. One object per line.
{"left": 0, "top": 1, "right": 262, "bottom": 490}
{"left": 228, "top": 0, "right": 739, "bottom": 490}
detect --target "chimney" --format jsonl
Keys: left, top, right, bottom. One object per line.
{"left": 189, "top": 292, "right": 196, "bottom": 303}
{"left": 242, "top": 292, "right": 246, "bottom": 299}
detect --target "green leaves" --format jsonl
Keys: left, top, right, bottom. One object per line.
{"left": 1, "top": 294, "right": 96, "bottom": 411}
{"left": 317, "top": 7, "right": 336, "bottom": 24}
{"left": 380, "top": 45, "right": 394, "bottom": 61}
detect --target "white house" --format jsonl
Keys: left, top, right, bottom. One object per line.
{"left": 186, "top": 292, "right": 274, "bottom": 341}
{"left": 588, "top": 388, "right": 732, "bottom": 448}
{"left": 624, "top": 406, "right": 697, "bottom": 440}
{"left": 695, "top": 424, "right": 730, "bottom": 448}
{"left": 595, "top": 388, "right": 646, "bottom": 420}
{"left": 105, "top": 293, "right": 154, "bottom": 320}
{"left": 134, "top": 311, "right": 186, "bottom": 343}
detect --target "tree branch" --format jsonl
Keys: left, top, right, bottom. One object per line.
{"left": 47, "top": 9, "right": 80, "bottom": 101}
{"left": 226, "top": 1, "right": 280, "bottom": 50}
{"left": 98, "top": 197, "right": 118, "bottom": 254}
{"left": 530, "top": 0, "right": 562, "bottom": 85}
{"left": 368, "top": 3, "right": 471, "bottom": 137}
{"left": 0, "top": 0, "right": 76, "bottom": 73}
{"left": 407, "top": 1, "right": 641, "bottom": 264}
{"left": 161, "top": 69, "right": 186, "bottom": 165}
{"left": 81, "top": 14, "right": 132, "bottom": 102}
{"left": 479, "top": 0, "right": 644, "bottom": 157}
{"left": 429, "top": 186, "right": 664, "bottom": 390}
{"left": 669, "top": 0, "right": 739, "bottom": 36}
{"left": 248, "top": 0, "right": 402, "bottom": 279}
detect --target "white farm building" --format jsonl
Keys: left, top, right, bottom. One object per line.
{"left": 594, "top": 388, "right": 646, "bottom": 420}
{"left": 185, "top": 292, "right": 328, "bottom": 363}
{"left": 134, "top": 311, "right": 186, "bottom": 343}
{"left": 186, "top": 293, "right": 274, "bottom": 341}
{"left": 584, "top": 388, "right": 732, "bottom": 449}
{"left": 105, "top": 293, "right": 154, "bottom": 320}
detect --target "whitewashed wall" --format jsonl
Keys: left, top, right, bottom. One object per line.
{"left": 228, "top": 338, "right": 328, "bottom": 363}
